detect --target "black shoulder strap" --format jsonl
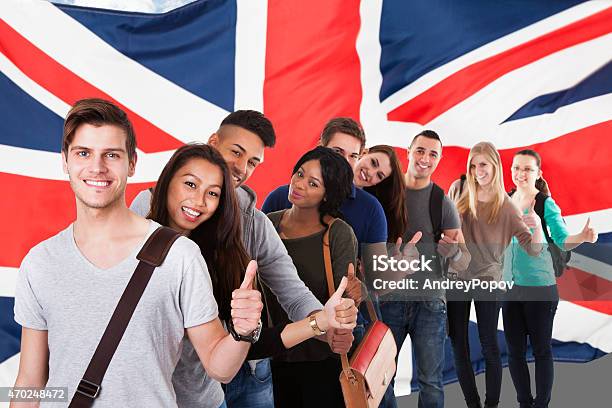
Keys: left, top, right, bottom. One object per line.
{"left": 458, "top": 174, "right": 467, "bottom": 196}
{"left": 534, "top": 192, "right": 554, "bottom": 245}
{"left": 534, "top": 191, "right": 546, "bottom": 220}
{"left": 430, "top": 183, "right": 444, "bottom": 243}
{"left": 69, "top": 226, "right": 181, "bottom": 407}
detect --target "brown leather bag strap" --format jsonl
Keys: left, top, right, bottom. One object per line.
{"left": 69, "top": 226, "right": 181, "bottom": 408}
{"left": 321, "top": 219, "right": 352, "bottom": 374}
{"left": 322, "top": 219, "right": 377, "bottom": 377}
{"left": 322, "top": 219, "right": 339, "bottom": 300}
{"left": 323, "top": 222, "right": 377, "bottom": 323}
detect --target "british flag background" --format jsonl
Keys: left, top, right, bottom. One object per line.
{"left": 1, "top": 0, "right": 611, "bottom": 400}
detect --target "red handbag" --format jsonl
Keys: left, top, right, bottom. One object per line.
{"left": 323, "top": 221, "right": 397, "bottom": 408}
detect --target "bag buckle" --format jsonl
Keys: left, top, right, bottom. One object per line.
{"left": 344, "top": 369, "right": 358, "bottom": 385}
{"left": 77, "top": 378, "right": 101, "bottom": 399}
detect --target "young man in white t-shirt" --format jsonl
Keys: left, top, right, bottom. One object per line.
{"left": 12, "top": 99, "right": 263, "bottom": 407}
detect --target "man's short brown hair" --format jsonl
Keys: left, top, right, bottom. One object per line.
{"left": 320, "top": 117, "right": 366, "bottom": 151}
{"left": 410, "top": 129, "right": 442, "bottom": 149}
{"left": 62, "top": 98, "right": 136, "bottom": 162}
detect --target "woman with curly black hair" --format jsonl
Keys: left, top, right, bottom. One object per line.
{"left": 265, "top": 146, "right": 359, "bottom": 407}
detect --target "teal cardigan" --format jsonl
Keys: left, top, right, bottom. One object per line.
{"left": 503, "top": 196, "right": 569, "bottom": 286}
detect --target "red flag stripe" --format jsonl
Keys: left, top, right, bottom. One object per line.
{"left": 387, "top": 7, "right": 612, "bottom": 124}
{"left": 558, "top": 267, "right": 612, "bottom": 315}
{"left": 0, "top": 19, "right": 183, "bottom": 153}
{"left": 257, "top": 0, "right": 363, "bottom": 206}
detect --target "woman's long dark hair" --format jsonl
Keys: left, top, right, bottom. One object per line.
{"left": 513, "top": 149, "right": 550, "bottom": 196}
{"left": 291, "top": 147, "right": 353, "bottom": 228}
{"left": 148, "top": 143, "right": 250, "bottom": 321}
{"left": 363, "top": 145, "right": 408, "bottom": 242}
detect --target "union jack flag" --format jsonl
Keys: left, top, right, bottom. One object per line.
{"left": 1, "top": 0, "right": 610, "bottom": 397}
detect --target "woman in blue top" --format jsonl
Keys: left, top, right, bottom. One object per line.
{"left": 502, "top": 149, "right": 598, "bottom": 408}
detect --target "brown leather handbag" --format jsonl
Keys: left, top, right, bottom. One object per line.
{"left": 323, "top": 220, "right": 397, "bottom": 408}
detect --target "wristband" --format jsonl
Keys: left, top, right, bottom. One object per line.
{"left": 228, "top": 319, "right": 262, "bottom": 343}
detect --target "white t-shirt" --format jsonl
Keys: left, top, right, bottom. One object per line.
{"left": 14, "top": 221, "right": 218, "bottom": 407}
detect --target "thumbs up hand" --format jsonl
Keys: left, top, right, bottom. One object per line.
{"left": 324, "top": 276, "right": 358, "bottom": 330}
{"left": 522, "top": 199, "right": 541, "bottom": 229}
{"left": 344, "top": 263, "right": 362, "bottom": 306}
{"left": 437, "top": 230, "right": 459, "bottom": 258}
{"left": 402, "top": 231, "right": 422, "bottom": 263}
{"left": 580, "top": 218, "right": 598, "bottom": 243}
{"left": 231, "top": 260, "right": 263, "bottom": 335}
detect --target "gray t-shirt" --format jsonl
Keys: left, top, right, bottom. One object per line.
{"left": 400, "top": 183, "right": 460, "bottom": 300}
{"left": 14, "top": 221, "right": 219, "bottom": 407}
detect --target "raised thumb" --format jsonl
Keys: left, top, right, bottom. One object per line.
{"left": 332, "top": 276, "right": 348, "bottom": 299}
{"left": 240, "top": 260, "right": 258, "bottom": 289}
{"left": 409, "top": 231, "right": 423, "bottom": 244}
{"left": 347, "top": 263, "right": 355, "bottom": 280}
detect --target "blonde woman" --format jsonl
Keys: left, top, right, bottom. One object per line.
{"left": 447, "top": 142, "right": 543, "bottom": 408}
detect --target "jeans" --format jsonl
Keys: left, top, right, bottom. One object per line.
{"left": 447, "top": 293, "right": 502, "bottom": 408}
{"left": 379, "top": 299, "right": 447, "bottom": 408}
{"left": 502, "top": 285, "right": 558, "bottom": 408}
{"left": 224, "top": 359, "right": 274, "bottom": 408}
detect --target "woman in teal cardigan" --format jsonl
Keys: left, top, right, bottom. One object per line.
{"left": 502, "top": 149, "right": 598, "bottom": 408}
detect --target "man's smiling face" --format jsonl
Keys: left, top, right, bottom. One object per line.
{"left": 407, "top": 135, "right": 442, "bottom": 180}
{"left": 208, "top": 124, "right": 264, "bottom": 187}
{"left": 62, "top": 123, "right": 135, "bottom": 210}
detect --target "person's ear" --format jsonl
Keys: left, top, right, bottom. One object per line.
{"left": 208, "top": 133, "right": 219, "bottom": 147}
{"left": 128, "top": 152, "right": 137, "bottom": 177}
{"left": 62, "top": 151, "right": 68, "bottom": 175}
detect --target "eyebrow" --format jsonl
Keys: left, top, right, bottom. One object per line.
{"left": 182, "top": 172, "right": 202, "bottom": 182}
{"left": 233, "top": 143, "right": 262, "bottom": 163}
{"left": 310, "top": 176, "right": 322, "bottom": 183}
{"left": 70, "top": 145, "right": 127, "bottom": 153}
